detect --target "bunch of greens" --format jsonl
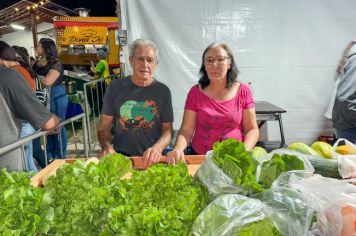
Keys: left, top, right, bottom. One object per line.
{"left": 0, "top": 169, "right": 52, "bottom": 235}
{"left": 107, "top": 162, "right": 206, "bottom": 236}
{"left": 1, "top": 154, "right": 206, "bottom": 235}
{"left": 258, "top": 153, "right": 305, "bottom": 188}
{"left": 237, "top": 219, "right": 281, "bottom": 236}
{"left": 212, "top": 138, "right": 264, "bottom": 194}
{"left": 43, "top": 153, "right": 131, "bottom": 235}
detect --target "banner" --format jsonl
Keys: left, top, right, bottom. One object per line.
{"left": 59, "top": 26, "right": 107, "bottom": 45}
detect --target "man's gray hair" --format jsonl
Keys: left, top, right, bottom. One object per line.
{"left": 129, "top": 38, "right": 159, "bottom": 61}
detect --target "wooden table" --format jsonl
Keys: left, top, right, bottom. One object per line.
{"left": 255, "top": 101, "right": 287, "bottom": 150}
{"left": 31, "top": 155, "right": 205, "bottom": 187}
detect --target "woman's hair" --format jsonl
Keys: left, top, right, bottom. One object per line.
{"left": 337, "top": 41, "right": 356, "bottom": 75}
{"left": 129, "top": 38, "right": 159, "bottom": 61}
{"left": 198, "top": 42, "right": 239, "bottom": 89}
{"left": 0, "top": 40, "right": 18, "bottom": 61}
{"left": 38, "top": 38, "right": 58, "bottom": 61}
{"left": 12, "top": 45, "right": 37, "bottom": 79}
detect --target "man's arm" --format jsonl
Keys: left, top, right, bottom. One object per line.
{"left": 41, "top": 115, "right": 60, "bottom": 130}
{"left": 97, "top": 114, "right": 116, "bottom": 157}
{"left": 143, "top": 122, "right": 173, "bottom": 168}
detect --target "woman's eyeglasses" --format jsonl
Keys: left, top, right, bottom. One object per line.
{"left": 204, "top": 57, "right": 230, "bottom": 65}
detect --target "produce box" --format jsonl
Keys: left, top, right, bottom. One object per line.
{"left": 31, "top": 155, "right": 205, "bottom": 187}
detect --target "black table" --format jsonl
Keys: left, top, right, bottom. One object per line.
{"left": 255, "top": 101, "right": 287, "bottom": 150}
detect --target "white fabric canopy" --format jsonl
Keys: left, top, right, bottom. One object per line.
{"left": 120, "top": 0, "right": 356, "bottom": 144}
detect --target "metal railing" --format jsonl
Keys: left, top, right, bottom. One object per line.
{"left": 0, "top": 113, "right": 89, "bottom": 169}
{"left": 83, "top": 75, "right": 116, "bottom": 155}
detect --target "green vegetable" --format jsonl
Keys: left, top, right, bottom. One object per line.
{"left": 310, "top": 141, "right": 332, "bottom": 159}
{"left": 288, "top": 142, "right": 320, "bottom": 156}
{"left": 259, "top": 153, "right": 305, "bottom": 188}
{"left": 252, "top": 146, "right": 268, "bottom": 160}
{"left": 1, "top": 154, "right": 206, "bottom": 235}
{"left": 306, "top": 155, "right": 341, "bottom": 179}
{"left": 0, "top": 169, "right": 51, "bottom": 235}
{"left": 107, "top": 162, "right": 206, "bottom": 235}
{"left": 237, "top": 219, "right": 281, "bottom": 236}
{"left": 212, "top": 138, "right": 264, "bottom": 194}
{"left": 43, "top": 154, "right": 131, "bottom": 235}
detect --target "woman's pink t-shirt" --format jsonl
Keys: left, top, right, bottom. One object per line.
{"left": 185, "top": 82, "right": 255, "bottom": 154}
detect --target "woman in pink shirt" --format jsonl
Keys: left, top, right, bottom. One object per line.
{"left": 167, "top": 43, "right": 259, "bottom": 164}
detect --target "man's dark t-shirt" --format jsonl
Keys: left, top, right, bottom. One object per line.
{"left": 102, "top": 76, "right": 173, "bottom": 156}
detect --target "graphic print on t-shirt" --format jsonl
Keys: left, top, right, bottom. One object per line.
{"left": 118, "top": 100, "right": 158, "bottom": 129}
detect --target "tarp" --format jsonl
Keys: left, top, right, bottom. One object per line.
{"left": 120, "top": 0, "right": 356, "bottom": 144}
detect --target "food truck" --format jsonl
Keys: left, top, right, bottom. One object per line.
{"left": 53, "top": 16, "right": 120, "bottom": 83}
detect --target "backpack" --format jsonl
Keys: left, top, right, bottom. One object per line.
{"left": 35, "top": 76, "right": 48, "bottom": 106}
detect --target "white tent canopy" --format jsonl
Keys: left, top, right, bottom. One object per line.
{"left": 120, "top": 0, "right": 356, "bottom": 144}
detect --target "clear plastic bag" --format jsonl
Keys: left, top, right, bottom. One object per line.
{"left": 332, "top": 138, "right": 356, "bottom": 178}
{"left": 255, "top": 187, "right": 315, "bottom": 236}
{"left": 196, "top": 151, "right": 244, "bottom": 197}
{"left": 191, "top": 192, "right": 313, "bottom": 236}
{"left": 272, "top": 172, "right": 356, "bottom": 236}
{"left": 255, "top": 148, "right": 315, "bottom": 184}
{"left": 191, "top": 194, "right": 269, "bottom": 236}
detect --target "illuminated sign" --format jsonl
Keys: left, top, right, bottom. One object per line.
{"left": 59, "top": 27, "right": 107, "bottom": 45}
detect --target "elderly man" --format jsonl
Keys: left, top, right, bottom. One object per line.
{"left": 0, "top": 66, "right": 60, "bottom": 171}
{"left": 97, "top": 39, "right": 173, "bottom": 168}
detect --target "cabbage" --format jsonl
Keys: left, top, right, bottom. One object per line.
{"left": 252, "top": 146, "right": 268, "bottom": 159}
{"left": 288, "top": 142, "right": 320, "bottom": 157}
{"left": 311, "top": 141, "right": 332, "bottom": 159}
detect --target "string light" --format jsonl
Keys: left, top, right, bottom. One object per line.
{"left": 12, "top": 0, "right": 51, "bottom": 12}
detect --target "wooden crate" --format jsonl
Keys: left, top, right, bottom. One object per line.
{"left": 31, "top": 155, "right": 205, "bottom": 187}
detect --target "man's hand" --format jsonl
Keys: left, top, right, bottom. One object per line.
{"left": 166, "top": 149, "right": 185, "bottom": 165}
{"left": 47, "top": 127, "right": 61, "bottom": 135}
{"left": 98, "top": 146, "right": 116, "bottom": 159}
{"left": 143, "top": 146, "right": 163, "bottom": 169}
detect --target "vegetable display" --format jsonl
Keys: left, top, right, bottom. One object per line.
{"left": 0, "top": 154, "right": 206, "bottom": 235}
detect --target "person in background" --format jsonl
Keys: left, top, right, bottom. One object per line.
{"left": 33, "top": 38, "right": 68, "bottom": 159}
{"left": 97, "top": 38, "right": 173, "bottom": 168}
{"left": 332, "top": 41, "right": 356, "bottom": 143}
{"left": 0, "top": 41, "right": 38, "bottom": 172}
{"left": 91, "top": 49, "right": 111, "bottom": 84}
{"left": 29, "top": 56, "right": 36, "bottom": 67}
{"left": 89, "top": 49, "right": 111, "bottom": 116}
{"left": 167, "top": 42, "right": 259, "bottom": 164}
{"left": 0, "top": 66, "right": 60, "bottom": 171}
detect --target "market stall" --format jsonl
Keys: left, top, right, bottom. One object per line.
{"left": 2, "top": 138, "right": 356, "bottom": 235}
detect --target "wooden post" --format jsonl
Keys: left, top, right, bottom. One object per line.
{"left": 30, "top": 9, "right": 37, "bottom": 49}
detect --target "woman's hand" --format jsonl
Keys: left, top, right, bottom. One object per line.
{"left": 166, "top": 149, "right": 185, "bottom": 165}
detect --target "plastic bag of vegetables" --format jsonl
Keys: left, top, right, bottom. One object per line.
{"left": 191, "top": 192, "right": 313, "bottom": 236}
{"left": 271, "top": 172, "right": 356, "bottom": 236}
{"left": 255, "top": 148, "right": 315, "bottom": 189}
{"left": 196, "top": 139, "right": 264, "bottom": 199}
{"left": 332, "top": 138, "right": 356, "bottom": 178}
{"left": 191, "top": 194, "right": 280, "bottom": 236}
